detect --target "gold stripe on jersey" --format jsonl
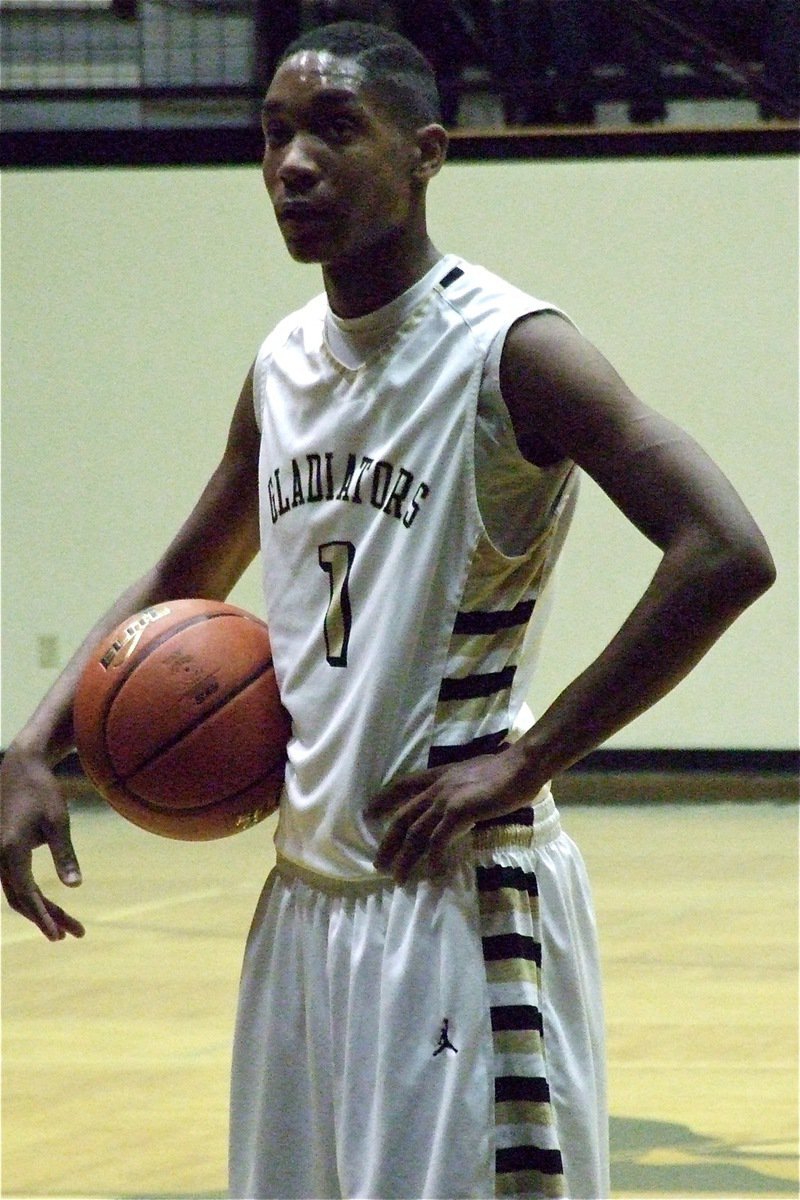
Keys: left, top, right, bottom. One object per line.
{"left": 427, "top": 533, "right": 547, "bottom": 769}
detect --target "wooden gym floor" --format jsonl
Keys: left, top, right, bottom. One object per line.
{"left": 1, "top": 791, "right": 797, "bottom": 1200}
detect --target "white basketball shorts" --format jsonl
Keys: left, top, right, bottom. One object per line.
{"left": 229, "top": 792, "right": 608, "bottom": 1199}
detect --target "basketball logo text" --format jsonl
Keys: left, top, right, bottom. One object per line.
{"left": 236, "top": 807, "right": 268, "bottom": 831}
{"left": 100, "top": 605, "right": 172, "bottom": 670}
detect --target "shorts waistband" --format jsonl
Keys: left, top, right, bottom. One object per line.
{"left": 275, "top": 788, "right": 561, "bottom": 896}
{"left": 470, "top": 786, "right": 561, "bottom": 856}
{"left": 275, "top": 855, "right": 394, "bottom": 897}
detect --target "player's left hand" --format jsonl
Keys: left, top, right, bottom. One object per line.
{"left": 366, "top": 745, "right": 534, "bottom": 883}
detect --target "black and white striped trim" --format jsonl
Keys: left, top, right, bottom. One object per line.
{"left": 476, "top": 863, "right": 566, "bottom": 1199}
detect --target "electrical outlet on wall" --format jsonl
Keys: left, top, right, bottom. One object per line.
{"left": 37, "top": 635, "right": 60, "bottom": 669}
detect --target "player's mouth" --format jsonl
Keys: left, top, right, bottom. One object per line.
{"left": 277, "top": 200, "right": 337, "bottom": 230}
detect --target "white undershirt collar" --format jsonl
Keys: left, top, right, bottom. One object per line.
{"left": 324, "top": 255, "right": 457, "bottom": 370}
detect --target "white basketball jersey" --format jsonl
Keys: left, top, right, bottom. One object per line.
{"left": 254, "top": 255, "right": 578, "bottom": 879}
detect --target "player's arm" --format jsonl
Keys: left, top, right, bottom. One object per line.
{"left": 369, "top": 313, "right": 776, "bottom": 879}
{"left": 0, "top": 366, "right": 262, "bottom": 941}
{"left": 497, "top": 312, "right": 775, "bottom": 771}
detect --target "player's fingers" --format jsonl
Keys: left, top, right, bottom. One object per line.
{"left": 3, "top": 872, "right": 62, "bottom": 942}
{"left": 43, "top": 897, "right": 86, "bottom": 939}
{"left": 2, "top": 844, "right": 84, "bottom": 941}
{"left": 366, "top": 766, "right": 446, "bottom": 818}
{"left": 373, "top": 809, "right": 416, "bottom": 873}
{"left": 377, "top": 802, "right": 445, "bottom": 882}
{"left": 24, "top": 893, "right": 65, "bottom": 941}
{"left": 44, "top": 815, "right": 83, "bottom": 888}
{"left": 373, "top": 797, "right": 428, "bottom": 873}
{"left": 425, "top": 808, "right": 471, "bottom": 874}
{"left": 16, "top": 887, "right": 84, "bottom": 941}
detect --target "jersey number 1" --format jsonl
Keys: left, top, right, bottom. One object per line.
{"left": 318, "top": 541, "right": 355, "bottom": 667}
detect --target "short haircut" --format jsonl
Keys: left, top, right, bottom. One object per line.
{"left": 276, "top": 20, "right": 442, "bottom": 130}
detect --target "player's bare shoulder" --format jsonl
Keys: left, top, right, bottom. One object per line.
{"left": 499, "top": 309, "right": 664, "bottom": 473}
{"left": 498, "top": 310, "right": 602, "bottom": 468}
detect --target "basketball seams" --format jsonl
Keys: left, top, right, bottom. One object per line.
{"left": 102, "top": 612, "right": 272, "bottom": 774}
{"left": 116, "top": 658, "right": 277, "bottom": 782}
{"left": 124, "top": 760, "right": 285, "bottom": 819}
{"left": 74, "top": 600, "right": 290, "bottom": 840}
{"left": 82, "top": 611, "right": 259, "bottom": 787}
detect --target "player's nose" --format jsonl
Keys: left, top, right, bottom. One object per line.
{"left": 277, "top": 134, "right": 322, "bottom": 194}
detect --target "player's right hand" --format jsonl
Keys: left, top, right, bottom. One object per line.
{"left": 0, "top": 749, "right": 85, "bottom": 941}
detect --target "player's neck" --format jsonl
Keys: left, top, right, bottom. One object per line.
{"left": 323, "top": 232, "right": 442, "bottom": 320}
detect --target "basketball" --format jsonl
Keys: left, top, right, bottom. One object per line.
{"left": 73, "top": 599, "right": 291, "bottom": 841}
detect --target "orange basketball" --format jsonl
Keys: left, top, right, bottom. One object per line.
{"left": 73, "top": 599, "right": 290, "bottom": 841}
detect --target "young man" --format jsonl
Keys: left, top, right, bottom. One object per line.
{"left": 0, "top": 20, "right": 775, "bottom": 1200}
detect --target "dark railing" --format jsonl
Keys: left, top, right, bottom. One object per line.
{"left": 1, "top": 0, "right": 797, "bottom": 163}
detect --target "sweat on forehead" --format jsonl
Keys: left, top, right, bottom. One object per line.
{"left": 272, "top": 21, "right": 443, "bottom": 128}
{"left": 274, "top": 49, "right": 365, "bottom": 90}
{"left": 264, "top": 54, "right": 381, "bottom": 126}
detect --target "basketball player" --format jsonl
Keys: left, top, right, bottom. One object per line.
{"left": 0, "top": 21, "right": 775, "bottom": 1200}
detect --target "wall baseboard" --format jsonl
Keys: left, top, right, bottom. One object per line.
{"left": 2, "top": 123, "right": 797, "bottom": 170}
{"left": 3, "top": 748, "right": 792, "bottom": 807}
{"left": 568, "top": 747, "right": 798, "bottom": 774}
{"left": 555, "top": 748, "right": 798, "bottom": 804}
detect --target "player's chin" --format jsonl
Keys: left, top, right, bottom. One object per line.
{"left": 279, "top": 226, "right": 337, "bottom": 264}
{"left": 282, "top": 238, "right": 325, "bottom": 263}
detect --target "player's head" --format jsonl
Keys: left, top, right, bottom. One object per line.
{"left": 262, "top": 22, "right": 448, "bottom": 269}
{"left": 275, "top": 21, "right": 443, "bottom": 132}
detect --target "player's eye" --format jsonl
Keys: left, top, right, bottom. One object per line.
{"left": 322, "top": 115, "right": 359, "bottom": 142}
{"left": 263, "top": 119, "right": 292, "bottom": 149}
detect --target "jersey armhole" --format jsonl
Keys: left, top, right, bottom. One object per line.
{"left": 487, "top": 308, "right": 576, "bottom": 470}
{"left": 475, "top": 312, "right": 576, "bottom": 559}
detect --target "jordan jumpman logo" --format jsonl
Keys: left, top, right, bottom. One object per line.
{"left": 433, "top": 1018, "right": 458, "bottom": 1056}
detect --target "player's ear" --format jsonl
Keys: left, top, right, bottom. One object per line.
{"left": 411, "top": 123, "right": 448, "bottom": 184}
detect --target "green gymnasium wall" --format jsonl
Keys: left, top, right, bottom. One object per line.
{"left": 2, "top": 155, "right": 797, "bottom": 749}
